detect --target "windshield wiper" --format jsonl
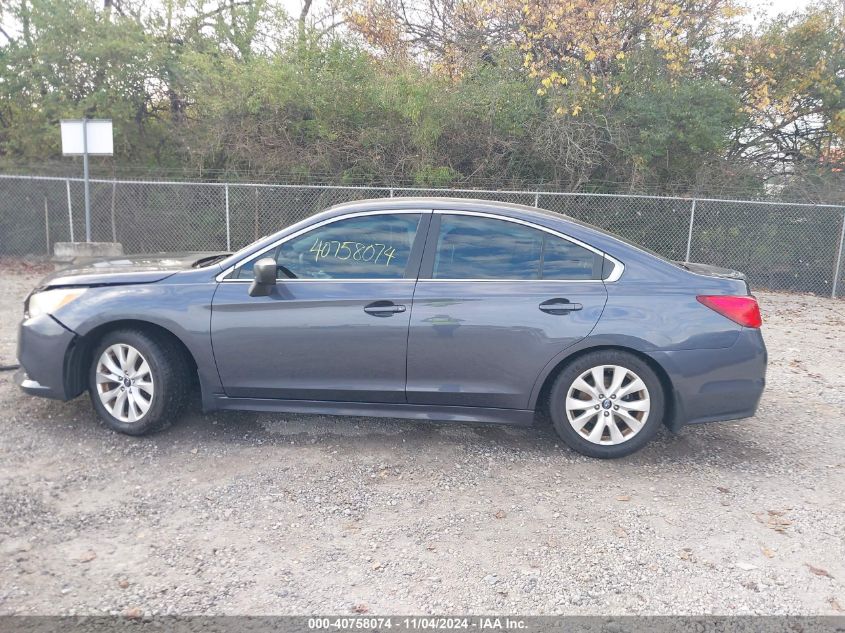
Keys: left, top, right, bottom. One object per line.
{"left": 194, "top": 254, "right": 231, "bottom": 268}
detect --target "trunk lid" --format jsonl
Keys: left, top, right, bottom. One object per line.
{"left": 673, "top": 261, "right": 747, "bottom": 281}
{"left": 673, "top": 261, "right": 750, "bottom": 294}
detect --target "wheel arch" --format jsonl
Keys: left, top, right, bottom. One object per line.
{"left": 64, "top": 319, "right": 199, "bottom": 399}
{"left": 531, "top": 342, "right": 679, "bottom": 431}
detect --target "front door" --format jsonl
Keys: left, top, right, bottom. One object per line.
{"left": 211, "top": 211, "right": 429, "bottom": 403}
{"left": 406, "top": 212, "right": 608, "bottom": 410}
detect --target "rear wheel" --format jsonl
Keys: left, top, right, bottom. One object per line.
{"left": 548, "top": 350, "right": 665, "bottom": 458}
{"left": 88, "top": 329, "right": 190, "bottom": 435}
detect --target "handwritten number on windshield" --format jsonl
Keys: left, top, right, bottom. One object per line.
{"left": 310, "top": 239, "right": 397, "bottom": 266}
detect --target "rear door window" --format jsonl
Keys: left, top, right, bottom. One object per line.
{"left": 431, "top": 214, "right": 602, "bottom": 280}
{"left": 433, "top": 215, "right": 543, "bottom": 280}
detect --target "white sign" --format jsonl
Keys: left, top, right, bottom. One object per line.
{"left": 60, "top": 119, "right": 113, "bottom": 155}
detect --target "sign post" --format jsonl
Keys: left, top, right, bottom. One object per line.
{"left": 60, "top": 119, "right": 113, "bottom": 242}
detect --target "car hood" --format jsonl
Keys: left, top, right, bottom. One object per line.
{"left": 38, "top": 252, "right": 228, "bottom": 289}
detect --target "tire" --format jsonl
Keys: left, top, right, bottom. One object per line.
{"left": 88, "top": 329, "right": 191, "bottom": 436}
{"left": 548, "top": 349, "right": 665, "bottom": 458}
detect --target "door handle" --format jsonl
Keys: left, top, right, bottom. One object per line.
{"left": 539, "top": 298, "right": 583, "bottom": 315}
{"left": 364, "top": 300, "right": 407, "bottom": 317}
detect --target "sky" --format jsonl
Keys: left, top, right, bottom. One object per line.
{"left": 747, "top": 0, "right": 819, "bottom": 20}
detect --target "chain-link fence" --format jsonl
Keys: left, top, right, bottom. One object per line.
{"left": 2, "top": 174, "right": 844, "bottom": 298}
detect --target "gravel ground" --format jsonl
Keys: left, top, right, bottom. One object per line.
{"left": 0, "top": 270, "right": 843, "bottom": 616}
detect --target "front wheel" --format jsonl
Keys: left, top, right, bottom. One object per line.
{"left": 88, "top": 329, "right": 190, "bottom": 435}
{"left": 548, "top": 350, "right": 665, "bottom": 458}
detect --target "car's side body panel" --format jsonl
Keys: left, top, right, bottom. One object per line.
{"left": 596, "top": 283, "right": 743, "bottom": 351}
{"left": 210, "top": 279, "right": 417, "bottom": 402}
{"left": 406, "top": 280, "right": 607, "bottom": 409}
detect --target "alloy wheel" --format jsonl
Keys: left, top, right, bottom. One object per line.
{"left": 565, "top": 364, "right": 651, "bottom": 445}
{"left": 95, "top": 343, "right": 155, "bottom": 423}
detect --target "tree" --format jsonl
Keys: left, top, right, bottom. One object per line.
{"left": 724, "top": 2, "right": 845, "bottom": 181}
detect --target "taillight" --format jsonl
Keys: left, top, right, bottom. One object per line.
{"left": 696, "top": 295, "right": 762, "bottom": 328}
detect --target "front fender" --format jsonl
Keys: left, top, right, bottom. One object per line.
{"left": 52, "top": 281, "right": 222, "bottom": 396}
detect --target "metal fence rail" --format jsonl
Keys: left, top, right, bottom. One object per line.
{"left": 2, "top": 174, "right": 844, "bottom": 298}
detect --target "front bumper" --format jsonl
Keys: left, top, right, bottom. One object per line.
{"left": 16, "top": 314, "right": 78, "bottom": 400}
{"left": 649, "top": 327, "right": 767, "bottom": 431}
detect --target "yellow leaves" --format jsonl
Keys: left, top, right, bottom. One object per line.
{"left": 571, "top": 104, "right": 582, "bottom": 115}
{"left": 478, "top": 0, "right": 738, "bottom": 110}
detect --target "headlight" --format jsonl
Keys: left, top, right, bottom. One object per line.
{"left": 25, "top": 288, "right": 87, "bottom": 319}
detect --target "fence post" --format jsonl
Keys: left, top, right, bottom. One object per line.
{"left": 389, "top": 188, "right": 395, "bottom": 198}
{"left": 110, "top": 181, "right": 117, "bottom": 242}
{"left": 82, "top": 118, "right": 92, "bottom": 242}
{"left": 224, "top": 184, "right": 231, "bottom": 251}
{"left": 685, "top": 198, "right": 697, "bottom": 262}
{"left": 253, "top": 187, "right": 259, "bottom": 241}
{"left": 832, "top": 207, "right": 845, "bottom": 299}
{"left": 44, "top": 196, "right": 50, "bottom": 254}
{"left": 534, "top": 192, "right": 540, "bottom": 208}
{"left": 65, "top": 179, "right": 75, "bottom": 243}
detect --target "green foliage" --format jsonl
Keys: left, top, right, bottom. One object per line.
{"left": 412, "top": 165, "right": 460, "bottom": 187}
{"left": 612, "top": 53, "right": 746, "bottom": 190}
{"left": 0, "top": 0, "right": 841, "bottom": 199}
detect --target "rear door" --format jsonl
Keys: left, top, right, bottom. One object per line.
{"left": 406, "top": 211, "right": 608, "bottom": 410}
{"left": 211, "top": 210, "right": 429, "bottom": 403}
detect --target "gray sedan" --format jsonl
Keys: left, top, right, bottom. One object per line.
{"left": 16, "top": 198, "right": 766, "bottom": 458}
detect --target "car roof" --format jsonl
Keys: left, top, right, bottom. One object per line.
{"left": 323, "top": 196, "right": 628, "bottom": 241}
{"left": 325, "top": 196, "right": 572, "bottom": 224}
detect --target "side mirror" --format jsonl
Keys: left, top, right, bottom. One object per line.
{"left": 248, "top": 257, "right": 277, "bottom": 297}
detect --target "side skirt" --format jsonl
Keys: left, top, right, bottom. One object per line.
{"left": 208, "top": 395, "right": 535, "bottom": 426}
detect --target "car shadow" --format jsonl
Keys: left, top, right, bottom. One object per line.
{"left": 157, "top": 400, "right": 780, "bottom": 469}
{"left": 12, "top": 383, "right": 779, "bottom": 470}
